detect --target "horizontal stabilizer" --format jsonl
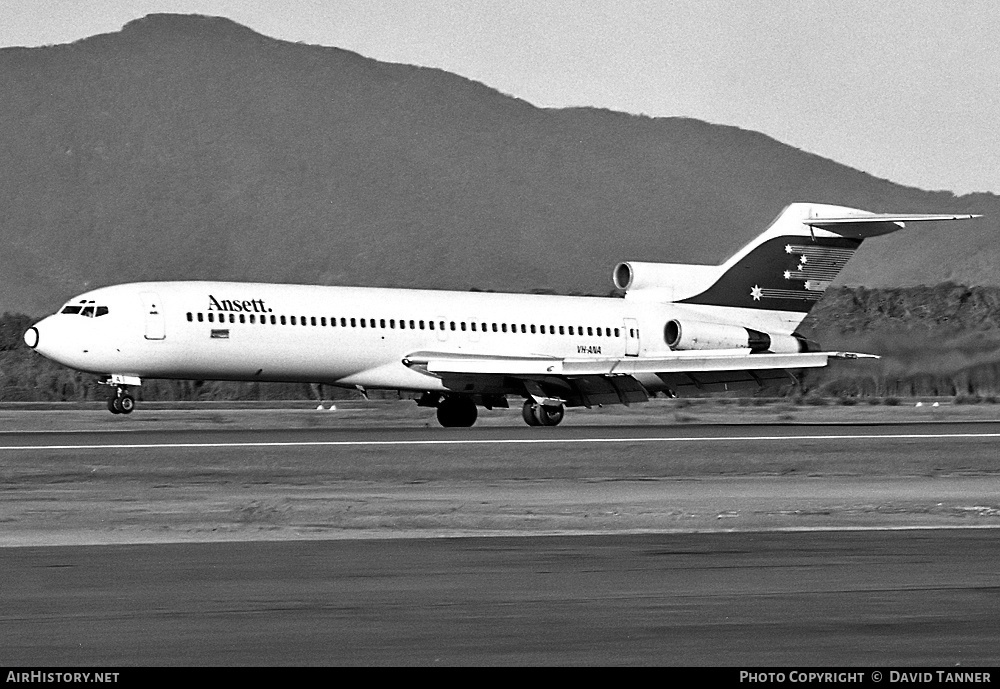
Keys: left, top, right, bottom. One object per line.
{"left": 805, "top": 213, "right": 981, "bottom": 237}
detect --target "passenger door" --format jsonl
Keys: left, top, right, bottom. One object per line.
{"left": 140, "top": 291, "right": 166, "bottom": 340}
{"left": 624, "top": 318, "right": 640, "bottom": 357}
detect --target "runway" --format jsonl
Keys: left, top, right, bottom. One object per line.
{"left": 4, "top": 531, "right": 999, "bottom": 666}
{"left": 3, "top": 409, "right": 1000, "bottom": 664}
{"left": 3, "top": 418, "right": 1000, "bottom": 544}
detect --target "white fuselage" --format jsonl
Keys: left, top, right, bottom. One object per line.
{"left": 28, "top": 280, "right": 799, "bottom": 394}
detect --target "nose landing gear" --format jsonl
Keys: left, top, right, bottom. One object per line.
{"left": 99, "top": 375, "right": 142, "bottom": 415}
{"left": 107, "top": 391, "right": 135, "bottom": 415}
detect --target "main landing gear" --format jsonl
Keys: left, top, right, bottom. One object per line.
{"left": 436, "top": 395, "right": 478, "bottom": 427}
{"left": 522, "top": 400, "right": 565, "bottom": 427}
{"left": 425, "top": 394, "right": 565, "bottom": 428}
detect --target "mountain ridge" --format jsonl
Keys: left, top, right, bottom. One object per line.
{"left": 1, "top": 13, "right": 995, "bottom": 316}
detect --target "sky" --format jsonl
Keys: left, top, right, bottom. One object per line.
{"left": 4, "top": 0, "right": 998, "bottom": 195}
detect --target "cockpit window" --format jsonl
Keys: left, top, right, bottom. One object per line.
{"left": 60, "top": 303, "right": 109, "bottom": 317}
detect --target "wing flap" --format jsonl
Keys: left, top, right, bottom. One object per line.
{"left": 410, "top": 350, "right": 868, "bottom": 377}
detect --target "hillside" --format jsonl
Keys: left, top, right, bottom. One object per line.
{"left": 795, "top": 285, "right": 1000, "bottom": 397}
{"left": 1, "top": 13, "right": 996, "bottom": 316}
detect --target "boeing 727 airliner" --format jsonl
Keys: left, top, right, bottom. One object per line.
{"left": 23, "top": 203, "right": 979, "bottom": 426}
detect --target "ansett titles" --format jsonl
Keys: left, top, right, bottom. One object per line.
{"left": 207, "top": 295, "right": 272, "bottom": 313}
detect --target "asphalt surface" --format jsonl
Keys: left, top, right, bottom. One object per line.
{"left": 3, "top": 531, "right": 999, "bottom": 666}
{"left": 3, "top": 414, "right": 1000, "bottom": 665}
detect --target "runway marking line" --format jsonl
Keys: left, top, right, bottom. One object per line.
{"left": 3, "top": 432, "right": 1000, "bottom": 451}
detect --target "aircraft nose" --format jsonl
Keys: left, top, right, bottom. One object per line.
{"left": 24, "top": 326, "right": 39, "bottom": 349}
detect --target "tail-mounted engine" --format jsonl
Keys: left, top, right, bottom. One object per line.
{"left": 613, "top": 261, "right": 718, "bottom": 301}
{"left": 664, "top": 319, "right": 813, "bottom": 354}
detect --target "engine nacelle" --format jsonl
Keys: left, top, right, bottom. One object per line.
{"left": 613, "top": 261, "right": 719, "bottom": 299}
{"left": 664, "top": 319, "right": 808, "bottom": 353}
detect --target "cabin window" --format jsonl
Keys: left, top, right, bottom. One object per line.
{"left": 360, "top": 319, "right": 366, "bottom": 328}
{"left": 492, "top": 323, "right": 498, "bottom": 332}
{"left": 301, "top": 317, "right": 308, "bottom": 327}
{"left": 249, "top": 314, "right": 255, "bottom": 324}
{"left": 186, "top": 312, "right": 193, "bottom": 322}
{"left": 208, "top": 313, "right": 215, "bottom": 323}
{"left": 238, "top": 314, "right": 245, "bottom": 324}
{"left": 310, "top": 317, "right": 316, "bottom": 326}
{"left": 596, "top": 327, "right": 602, "bottom": 336}
{"left": 501, "top": 323, "right": 507, "bottom": 333}
{"left": 529, "top": 325, "right": 536, "bottom": 334}
{"left": 380, "top": 319, "right": 386, "bottom": 328}
{"left": 410, "top": 320, "right": 416, "bottom": 329}
{"left": 399, "top": 320, "right": 405, "bottom": 329}
{"left": 460, "top": 322, "right": 466, "bottom": 332}
{"left": 341, "top": 318, "right": 347, "bottom": 327}
{"left": 559, "top": 326, "right": 565, "bottom": 335}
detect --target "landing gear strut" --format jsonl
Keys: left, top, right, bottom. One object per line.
{"left": 436, "top": 396, "right": 478, "bottom": 427}
{"left": 522, "top": 400, "right": 564, "bottom": 427}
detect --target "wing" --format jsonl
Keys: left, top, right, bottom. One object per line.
{"left": 402, "top": 349, "right": 875, "bottom": 406}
